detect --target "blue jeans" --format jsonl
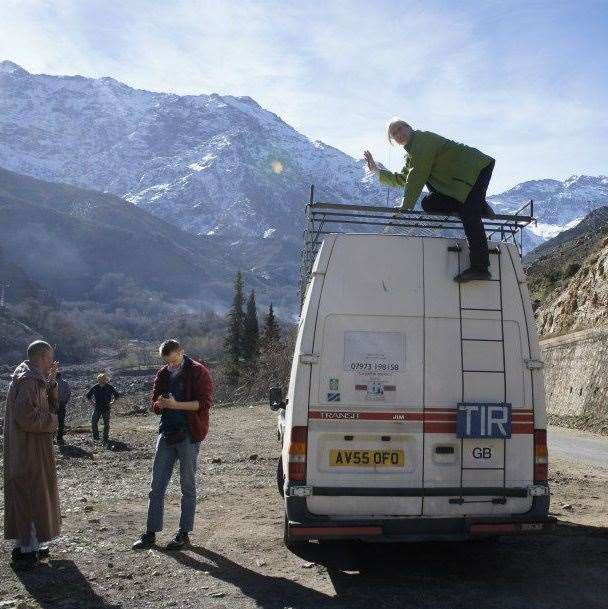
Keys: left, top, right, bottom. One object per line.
{"left": 146, "top": 434, "right": 201, "bottom": 533}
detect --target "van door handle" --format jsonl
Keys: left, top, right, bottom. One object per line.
{"left": 525, "top": 359, "right": 544, "bottom": 370}
{"left": 299, "top": 353, "right": 320, "bottom": 365}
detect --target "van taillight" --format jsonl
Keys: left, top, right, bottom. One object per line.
{"left": 534, "top": 429, "right": 548, "bottom": 483}
{"left": 288, "top": 426, "right": 308, "bottom": 483}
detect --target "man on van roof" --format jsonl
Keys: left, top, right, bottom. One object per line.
{"left": 364, "top": 120, "right": 496, "bottom": 283}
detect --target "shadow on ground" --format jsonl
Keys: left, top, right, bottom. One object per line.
{"left": 58, "top": 444, "right": 94, "bottom": 459}
{"left": 105, "top": 439, "right": 132, "bottom": 452}
{"left": 160, "top": 522, "right": 608, "bottom": 609}
{"left": 13, "top": 559, "right": 121, "bottom": 609}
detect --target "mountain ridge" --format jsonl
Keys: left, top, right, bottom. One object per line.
{"left": 0, "top": 60, "right": 391, "bottom": 243}
{"left": 0, "top": 165, "right": 292, "bottom": 311}
{"left": 3, "top": 60, "right": 608, "bottom": 313}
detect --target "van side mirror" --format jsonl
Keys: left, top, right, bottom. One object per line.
{"left": 269, "top": 387, "right": 286, "bottom": 411}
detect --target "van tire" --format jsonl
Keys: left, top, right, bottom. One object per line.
{"left": 277, "top": 457, "right": 285, "bottom": 497}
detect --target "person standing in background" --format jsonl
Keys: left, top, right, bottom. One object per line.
{"left": 3, "top": 340, "right": 61, "bottom": 570}
{"left": 56, "top": 371, "right": 71, "bottom": 446}
{"left": 86, "top": 373, "right": 119, "bottom": 446}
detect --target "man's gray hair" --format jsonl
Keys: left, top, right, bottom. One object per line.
{"left": 387, "top": 118, "right": 411, "bottom": 144}
{"left": 27, "top": 340, "right": 53, "bottom": 361}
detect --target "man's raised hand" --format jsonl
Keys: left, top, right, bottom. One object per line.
{"left": 364, "top": 150, "right": 378, "bottom": 173}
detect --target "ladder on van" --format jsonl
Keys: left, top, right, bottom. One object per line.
{"left": 449, "top": 242, "right": 509, "bottom": 504}
{"left": 299, "top": 187, "right": 535, "bottom": 307}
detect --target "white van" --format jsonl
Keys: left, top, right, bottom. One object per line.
{"left": 271, "top": 202, "right": 554, "bottom": 546}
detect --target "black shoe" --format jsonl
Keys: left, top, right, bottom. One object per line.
{"left": 11, "top": 549, "right": 38, "bottom": 571}
{"left": 166, "top": 530, "right": 190, "bottom": 551}
{"left": 454, "top": 267, "right": 492, "bottom": 283}
{"left": 482, "top": 201, "right": 496, "bottom": 218}
{"left": 132, "top": 532, "right": 156, "bottom": 550}
{"left": 11, "top": 546, "right": 45, "bottom": 561}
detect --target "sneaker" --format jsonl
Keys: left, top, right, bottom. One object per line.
{"left": 11, "top": 549, "right": 38, "bottom": 571}
{"left": 166, "top": 530, "right": 190, "bottom": 551}
{"left": 454, "top": 267, "right": 492, "bottom": 283}
{"left": 132, "top": 532, "right": 156, "bottom": 550}
{"left": 38, "top": 546, "right": 50, "bottom": 559}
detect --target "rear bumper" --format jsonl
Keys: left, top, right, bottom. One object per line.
{"left": 285, "top": 492, "right": 554, "bottom": 543}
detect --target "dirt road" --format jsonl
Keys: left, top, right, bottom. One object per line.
{"left": 549, "top": 426, "right": 608, "bottom": 467}
{"left": 1, "top": 400, "right": 607, "bottom": 609}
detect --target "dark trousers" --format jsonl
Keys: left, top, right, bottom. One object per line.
{"left": 57, "top": 403, "right": 67, "bottom": 442}
{"left": 92, "top": 405, "right": 111, "bottom": 442}
{"left": 421, "top": 160, "right": 495, "bottom": 269}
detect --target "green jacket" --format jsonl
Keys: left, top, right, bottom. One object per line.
{"left": 378, "top": 130, "right": 493, "bottom": 209}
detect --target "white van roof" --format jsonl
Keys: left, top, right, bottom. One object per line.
{"left": 299, "top": 199, "right": 534, "bottom": 306}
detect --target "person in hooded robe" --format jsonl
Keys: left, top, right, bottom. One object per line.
{"left": 3, "top": 340, "right": 61, "bottom": 570}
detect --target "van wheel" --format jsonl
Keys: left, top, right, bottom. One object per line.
{"left": 277, "top": 456, "right": 285, "bottom": 497}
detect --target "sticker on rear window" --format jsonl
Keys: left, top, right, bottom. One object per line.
{"left": 366, "top": 381, "right": 385, "bottom": 400}
{"left": 344, "top": 331, "right": 405, "bottom": 375}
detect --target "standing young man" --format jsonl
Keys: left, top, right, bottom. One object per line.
{"left": 4, "top": 340, "right": 61, "bottom": 570}
{"left": 364, "top": 119, "right": 496, "bottom": 282}
{"left": 86, "top": 373, "right": 119, "bottom": 445}
{"left": 133, "top": 340, "right": 213, "bottom": 551}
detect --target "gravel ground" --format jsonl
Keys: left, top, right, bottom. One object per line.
{"left": 1, "top": 393, "right": 607, "bottom": 609}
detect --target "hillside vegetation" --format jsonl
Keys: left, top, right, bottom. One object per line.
{"left": 525, "top": 207, "right": 608, "bottom": 336}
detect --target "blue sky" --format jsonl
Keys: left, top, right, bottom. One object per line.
{"left": 1, "top": 0, "right": 606, "bottom": 192}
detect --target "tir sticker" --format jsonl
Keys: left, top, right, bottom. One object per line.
{"left": 456, "top": 403, "right": 512, "bottom": 439}
{"left": 343, "top": 331, "right": 405, "bottom": 375}
{"left": 328, "top": 378, "right": 339, "bottom": 391}
{"left": 327, "top": 392, "right": 341, "bottom": 402}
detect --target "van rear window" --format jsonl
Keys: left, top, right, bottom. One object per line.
{"left": 343, "top": 331, "right": 405, "bottom": 374}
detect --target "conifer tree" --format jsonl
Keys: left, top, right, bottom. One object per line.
{"left": 224, "top": 271, "right": 245, "bottom": 384}
{"left": 242, "top": 290, "right": 260, "bottom": 362}
{"left": 261, "top": 303, "right": 281, "bottom": 350}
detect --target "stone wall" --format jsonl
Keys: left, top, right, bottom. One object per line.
{"left": 540, "top": 326, "right": 608, "bottom": 418}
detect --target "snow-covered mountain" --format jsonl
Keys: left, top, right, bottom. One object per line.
{"left": 2, "top": 59, "right": 607, "bottom": 259}
{"left": 489, "top": 175, "right": 608, "bottom": 252}
{"left": 0, "top": 60, "right": 391, "bottom": 240}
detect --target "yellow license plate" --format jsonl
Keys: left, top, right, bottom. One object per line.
{"left": 329, "top": 449, "right": 405, "bottom": 467}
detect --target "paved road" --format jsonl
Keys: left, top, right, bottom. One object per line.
{"left": 548, "top": 426, "right": 608, "bottom": 466}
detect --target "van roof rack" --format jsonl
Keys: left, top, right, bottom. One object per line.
{"left": 299, "top": 185, "right": 535, "bottom": 306}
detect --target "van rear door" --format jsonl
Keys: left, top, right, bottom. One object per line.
{"left": 422, "top": 239, "right": 533, "bottom": 516}
{"left": 304, "top": 235, "right": 424, "bottom": 518}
